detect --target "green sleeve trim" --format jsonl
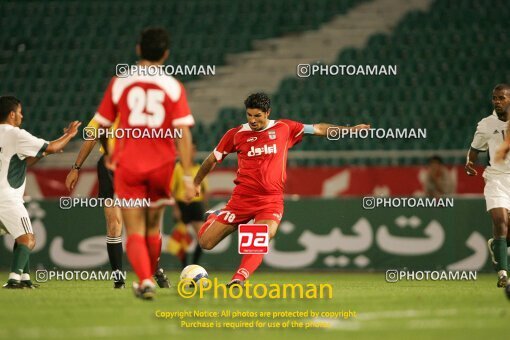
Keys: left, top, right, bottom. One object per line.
{"left": 36, "top": 142, "right": 49, "bottom": 158}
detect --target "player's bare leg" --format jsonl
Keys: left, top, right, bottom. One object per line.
{"left": 104, "top": 206, "right": 124, "bottom": 288}
{"left": 229, "top": 219, "right": 279, "bottom": 286}
{"left": 198, "top": 219, "right": 236, "bottom": 251}
{"left": 105, "top": 206, "right": 122, "bottom": 237}
{"left": 146, "top": 207, "right": 170, "bottom": 288}
{"left": 489, "top": 208, "right": 509, "bottom": 287}
{"left": 4, "top": 233, "right": 36, "bottom": 289}
{"left": 15, "top": 233, "right": 36, "bottom": 250}
{"left": 122, "top": 207, "right": 155, "bottom": 299}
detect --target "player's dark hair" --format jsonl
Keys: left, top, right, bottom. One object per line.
{"left": 138, "top": 27, "right": 169, "bottom": 61}
{"left": 0, "top": 96, "right": 21, "bottom": 122}
{"left": 244, "top": 93, "right": 271, "bottom": 112}
{"left": 494, "top": 83, "right": 510, "bottom": 92}
{"left": 429, "top": 155, "right": 443, "bottom": 164}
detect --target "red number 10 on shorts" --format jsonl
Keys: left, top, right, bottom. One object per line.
{"left": 238, "top": 224, "right": 269, "bottom": 254}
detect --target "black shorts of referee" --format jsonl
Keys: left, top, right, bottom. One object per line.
{"left": 97, "top": 154, "right": 114, "bottom": 199}
{"left": 177, "top": 201, "right": 205, "bottom": 224}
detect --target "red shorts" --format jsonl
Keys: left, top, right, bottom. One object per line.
{"left": 215, "top": 194, "right": 284, "bottom": 225}
{"left": 114, "top": 163, "right": 174, "bottom": 207}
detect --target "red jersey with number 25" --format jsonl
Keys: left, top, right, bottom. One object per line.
{"left": 93, "top": 74, "right": 194, "bottom": 172}
{"left": 214, "top": 119, "right": 305, "bottom": 196}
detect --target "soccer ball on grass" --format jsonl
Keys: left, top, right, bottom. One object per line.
{"left": 180, "top": 264, "right": 209, "bottom": 288}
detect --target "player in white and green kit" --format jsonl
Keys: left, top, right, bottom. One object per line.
{"left": 465, "top": 84, "right": 510, "bottom": 288}
{"left": 0, "top": 96, "right": 81, "bottom": 288}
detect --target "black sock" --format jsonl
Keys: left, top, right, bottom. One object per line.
{"left": 106, "top": 236, "right": 123, "bottom": 281}
{"left": 192, "top": 246, "right": 203, "bottom": 265}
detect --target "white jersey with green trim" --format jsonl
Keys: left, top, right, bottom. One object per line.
{"left": 470, "top": 111, "right": 510, "bottom": 174}
{"left": 0, "top": 124, "right": 48, "bottom": 204}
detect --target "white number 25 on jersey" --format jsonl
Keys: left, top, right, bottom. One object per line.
{"left": 127, "top": 87, "right": 165, "bottom": 128}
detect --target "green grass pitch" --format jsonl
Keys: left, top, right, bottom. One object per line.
{"left": 0, "top": 272, "right": 508, "bottom": 339}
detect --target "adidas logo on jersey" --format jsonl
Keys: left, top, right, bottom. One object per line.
{"left": 494, "top": 129, "right": 500, "bottom": 134}
{"left": 247, "top": 144, "right": 277, "bottom": 157}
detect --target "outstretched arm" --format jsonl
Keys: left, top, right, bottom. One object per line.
{"left": 193, "top": 153, "right": 218, "bottom": 197}
{"left": 175, "top": 126, "right": 193, "bottom": 176}
{"left": 65, "top": 139, "right": 98, "bottom": 191}
{"left": 310, "top": 123, "right": 370, "bottom": 137}
{"left": 73, "top": 139, "right": 98, "bottom": 167}
{"left": 45, "top": 121, "right": 82, "bottom": 155}
{"left": 175, "top": 126, "right": 195, "bottom": 201}
{"left": 27, "top": 121, "right": 82, "bottom": 169}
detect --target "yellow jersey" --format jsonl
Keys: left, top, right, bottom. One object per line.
{"left": 171, "top": 162, "right": 207, "bottom": 202}
{"left": 86, "top": 117, "right": 119, "bottom": 154}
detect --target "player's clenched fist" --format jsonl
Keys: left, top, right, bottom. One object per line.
{"left": 193, "top": 183, "right": 201, "bottom": 197}
{"left": 181, "top": 180, "right": 197, "bottom": 203}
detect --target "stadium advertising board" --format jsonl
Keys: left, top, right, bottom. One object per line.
{"left": 0, "top": 199, "right": 492, "bottom": 272}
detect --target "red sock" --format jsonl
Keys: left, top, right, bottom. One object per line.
{"left": 232, "top": 254, "right": 264, "bottom": 281}
{"left": 146, "top": 234, "right": 162, "bottom": 275}
{"left": 126, "top": 234, "right": 152, "bottom": 283}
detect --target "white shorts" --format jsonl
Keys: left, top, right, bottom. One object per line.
{"left": 0, "top": 202, "right": 33, "bottom": 239}
{"left": 483, "top": 171, "right": 510, "bottom": 211}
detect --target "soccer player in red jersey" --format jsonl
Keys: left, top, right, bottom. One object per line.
{"left": 192, "top": 92, "right": 370, "bottom": 286}
{"left": 92, "top": 28, "right": 195, "bottom": 299}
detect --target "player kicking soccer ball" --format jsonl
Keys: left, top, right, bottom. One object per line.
{"left": 0, "top": 96, "right": 81, "bottom": 288}
{"left": 467, "top": 84, "right": 510, "bottom": 288}
{"left": 192, "top": 92, "right": 369, "bottom": 287}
